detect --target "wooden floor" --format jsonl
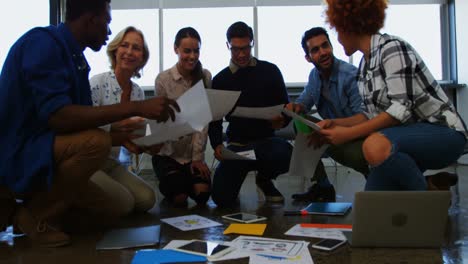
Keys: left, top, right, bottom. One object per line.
{"left": 1, "top": 161, "right": 468, "bottom": 264}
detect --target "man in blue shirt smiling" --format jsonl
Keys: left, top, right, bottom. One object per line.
{"left": 287, "top": 27, "right": 369, "bottom": 202}
{"left": 0, "top": 0, "right": 178, "bottom": 247}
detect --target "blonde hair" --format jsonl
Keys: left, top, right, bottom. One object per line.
{"left": 106, "top": 26, "right": 149, "bottom": 78}
{"left": 325, "top": 0, "right": 388, "bottom": 35}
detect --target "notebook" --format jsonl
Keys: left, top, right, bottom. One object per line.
{"left": 349, "top": 191, "right": 451, "bottom": 248}
{"left": 96, "top": 225, "right": 160, "bottom": 250}
{"left": 302, "top": 202, "right": 352, "bottom": 216}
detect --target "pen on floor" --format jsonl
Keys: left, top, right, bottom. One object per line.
{"left": 257, "top": 254, "right": 288, "bottom": 260}
{"left": 283, "top": 209, "right": 308, "bottom": 216}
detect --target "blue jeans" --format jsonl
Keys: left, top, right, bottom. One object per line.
{"left": 365, "top": 123, "right": 466, "bottom": 191}
{"left": 211, "top": 137, "right": 292, "bottom": 207}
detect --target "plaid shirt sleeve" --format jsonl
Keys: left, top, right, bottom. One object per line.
{"left": 359, "top": 34, "right": 462, "bottom": 131}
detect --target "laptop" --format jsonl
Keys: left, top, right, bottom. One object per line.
{"left": 348, "top": 191, "right": 451, "bottom": 248}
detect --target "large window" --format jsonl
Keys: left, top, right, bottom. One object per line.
{"left": 0, "top": 1, "right": 49, "bottom": 71}
{"left": 382, "top": 4, "right": 442, "bottom": 80}
{"left": 51, "top": 0, "right": 449, "bottom": 88}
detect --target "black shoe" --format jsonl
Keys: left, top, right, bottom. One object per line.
{"left": 256, "top": 179, "right": 284, "bottom": 202}
{"left": 291, "top": 184, "right": 336, "bottom": 202}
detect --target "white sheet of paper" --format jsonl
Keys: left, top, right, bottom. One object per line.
{"left": 231, "top": 235, "right": 308, "bottom": 258}
{"left": 133, "top": 80, "right": 212, "bottom": 146}
{"left": 133, "top": 122, "right": 195, "bottom": 146}
{"left": 175, "top": 80, "right": 212, "bottom": 131}
{"left": 285, "top": 224, "right": 347, "bottom": 241}
{"left": 160, "top": 214, "right": 222, "bottom": 231}
{"left": 221, "top": 148, "right": 256, "bottom": 160}
{"left": 206, "top": 89, "right": 241, "bottom": 120}
{"left": 288, "top": 133, "right": 329, "bottom": 181}
{"left": 231, "top": 104, "right": 284, "bottom": 120}
{"left": 282, "top": 108, "right": 321, "bottom": 132}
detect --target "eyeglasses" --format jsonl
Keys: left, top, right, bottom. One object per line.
{"left": 227, "top": 43, "right": 253, "bottom": 54}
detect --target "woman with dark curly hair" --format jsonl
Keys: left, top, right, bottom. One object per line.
{"left": 319, "top": 0, "right": 467, "bottom": 191}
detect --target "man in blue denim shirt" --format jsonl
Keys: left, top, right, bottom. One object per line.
{"left": 0, "top": 0, "right": 178, "bottom": 247}
{"left": 287, "top": 27, "right": 368, "bottom": 202}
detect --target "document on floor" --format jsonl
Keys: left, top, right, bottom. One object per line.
{"left": 163, "top": 239, "right": 313, "bottom": 264}
{"left": 206, "top": 89, "right": 241, "bottom": 120}
{"left": 96, "top": 225, "right": 160, "bottom": 250}
{"left": 133, "top": 80, "right": 212, "bottom": 146}
{"left": 221, "top": 148, "right": 256, "bottom": 160}
{"left": 161, "top": 214, "right": 222, "bottom": 231}
{"left": 231, "top": 104, "right": 284, "bottom": 120}
{"left": 285, "top": 223, "right": 350, "bottom": 240}
{"left": 231, "top": 236, "right": 308, "bottom": 258}
{"left": 288, "top": 132, "right": 328, "bottom": 179}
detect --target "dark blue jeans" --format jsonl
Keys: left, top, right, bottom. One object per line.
{"left": 365, "top": 123, "right": 466, "bottom": 191}
{"left": 211, "top": 137, "right": 292, "bottom": 207}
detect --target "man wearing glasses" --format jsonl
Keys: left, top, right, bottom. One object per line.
{"left": 208, "top": 21, "right": 292, "bottom": 207}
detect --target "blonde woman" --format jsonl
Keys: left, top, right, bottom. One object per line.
{"left": 89, "top": 26, "right": 158, "bottom": 214}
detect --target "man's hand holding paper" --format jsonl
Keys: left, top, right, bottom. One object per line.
{"left": 135, "top": 96, "right": 180, "bottom": 122}
{"left": 282, "top": 107, "right": 321, "bottom": 133}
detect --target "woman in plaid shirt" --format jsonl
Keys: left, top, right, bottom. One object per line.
{"left": 319, "top": 0, "right": 467, "bottom": 191}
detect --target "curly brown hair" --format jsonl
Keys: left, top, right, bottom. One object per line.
{"left": 325, "top": 0, "right": 388, "bottom": 35}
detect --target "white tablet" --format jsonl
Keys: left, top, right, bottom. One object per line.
{"left": 173, "top": 240, "right": 235, "bottom": 260}
{"left": 222, "top": 212, "right": 267, "bottom": 223}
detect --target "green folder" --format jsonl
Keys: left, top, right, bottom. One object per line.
{"left": 294, "top": 117, "right": 312, "bottom": 134}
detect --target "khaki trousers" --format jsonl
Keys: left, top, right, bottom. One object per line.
{"left": 27, "top": 129, "right": 121, "bottom": 230}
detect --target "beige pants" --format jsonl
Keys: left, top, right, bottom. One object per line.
{"left": 91, "top": 159, "right": 156, "bottom": 215}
